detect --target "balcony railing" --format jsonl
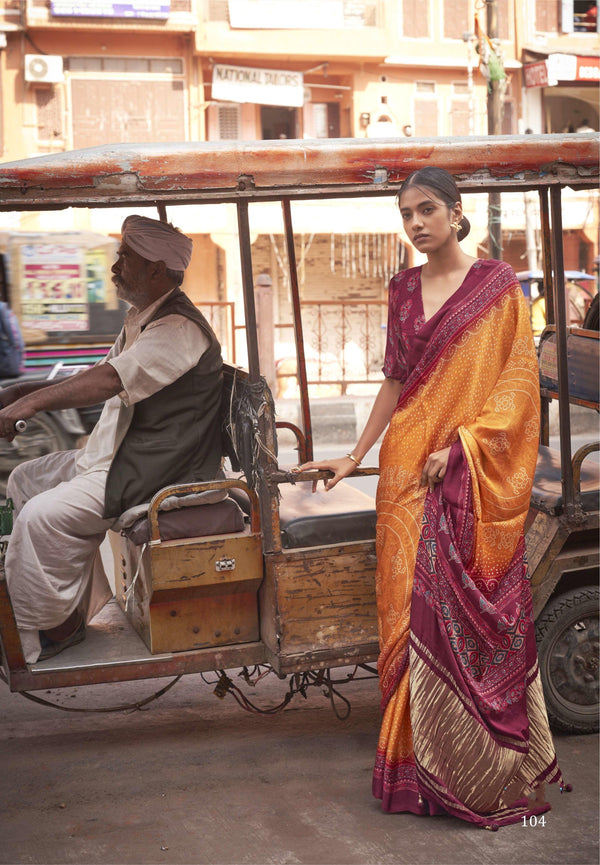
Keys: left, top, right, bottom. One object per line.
{"left": 198, "top": 299, "right": 387, "bottom": 397}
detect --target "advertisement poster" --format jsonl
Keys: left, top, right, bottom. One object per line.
{"left": 20, "top": 243, "right": 89, "bottom": 331}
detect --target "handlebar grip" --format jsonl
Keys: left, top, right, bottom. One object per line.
{"left": 14, "top": 420, "right": 27, "bottom": 433}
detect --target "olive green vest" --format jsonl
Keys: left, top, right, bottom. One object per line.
{"left": 104, "top": 290, "right": 223, "bottom": 519}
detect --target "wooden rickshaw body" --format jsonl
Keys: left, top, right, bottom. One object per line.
{"left": 0, "top": 135, "right": 597, "bottom": 731}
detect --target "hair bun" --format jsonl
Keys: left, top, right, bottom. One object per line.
{"left": 457, "top": 216, "right": 470, "bottom": 242}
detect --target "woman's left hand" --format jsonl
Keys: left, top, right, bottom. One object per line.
{"left": 421, "top": 446, "right": 452, "bottom": 492}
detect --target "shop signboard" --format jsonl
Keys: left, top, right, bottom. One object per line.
{"left": 576, "top": 56, "right": 600, "bottom": 81}
{"left": 524, "top": 54, "right": 600, "bottom": 87}
{"left": 228, "top": 0, "right": 344, "bottom": 29}
{"left": 50, "top": 1, "right": 170, "bottom": 18}
{"left": 547, "top": 53, "right": 578, "bottom": 82}
{"left": 212, "top": 64, "right": 304, "bottom": 108}
{"left": 524, "top": 61, "right": 550, "bottom": 88}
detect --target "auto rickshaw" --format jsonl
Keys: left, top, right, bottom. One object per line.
{"left": 0, "top": 134, "right": 597, "bottom": 733}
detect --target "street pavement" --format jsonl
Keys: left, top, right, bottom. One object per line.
{"left": 0, "top": 403, "right": 597, "bottom": 865}
{"left": 0, "top": 669, "right": 597, "bottom": 865}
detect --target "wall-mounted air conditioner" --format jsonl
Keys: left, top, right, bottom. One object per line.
{"left": 24, "top": 55, "right": 64, "bottom": 84}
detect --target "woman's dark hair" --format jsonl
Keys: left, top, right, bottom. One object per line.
{"left": 399, "top": 166, "right": 471, "bottom": 241}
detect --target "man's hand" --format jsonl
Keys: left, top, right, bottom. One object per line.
{"left": 0, "top": 383, "right": 26, "bottom": 409}
{"left": 0, "top": 402, "right": 35, "bottom": 441}
{"left": 0, "top": 364, "right": 123, "bottom": 441}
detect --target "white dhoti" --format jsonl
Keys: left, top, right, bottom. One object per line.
{"left": 4, "top": 303, "right": 209, "bottom": 664}
{"left": 5, "top": 450, "right": 114, "bottom": 663}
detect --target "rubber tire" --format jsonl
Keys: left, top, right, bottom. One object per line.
{"left": 0, "top": 412, "right": 76, "bottom": 496}
{"left": 535, "top": 586, "right": 599, "bottom": 734}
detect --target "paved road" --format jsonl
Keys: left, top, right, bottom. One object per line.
{"left": 1, "top": 433, "right": 597, "bottom": 864}
{"left": 0, "top": 670, "right": 597, "bottom": 865}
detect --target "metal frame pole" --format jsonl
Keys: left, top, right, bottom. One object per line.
{"left": 282, "top": 198, "right": 314, "bottom": 461}
{"left": 549, "top": 185, "right": 576, "bottom": 519}
{"left": 236, "top": 201, "right": 261, "bottom": 383}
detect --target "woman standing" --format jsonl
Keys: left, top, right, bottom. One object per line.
{"left": 299, "top": 167, "right": 566, "bottom": 828}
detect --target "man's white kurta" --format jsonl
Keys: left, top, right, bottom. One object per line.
{"left": 6, "top": 292, "right": 208, "bottom": 663}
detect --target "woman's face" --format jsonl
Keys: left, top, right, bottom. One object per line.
{"left": 398, "top": 185, "right": 461, "bottom": 254}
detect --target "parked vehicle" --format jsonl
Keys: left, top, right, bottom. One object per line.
{"left": 518, "top": 269, "right": 597, "bottom": 336}
{"left": 0, "top": 134, "right": 597, "bottom": 733}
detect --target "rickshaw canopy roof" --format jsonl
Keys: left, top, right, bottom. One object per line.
{"left": 0, "top": 133, "right": 597, "bottom": 210}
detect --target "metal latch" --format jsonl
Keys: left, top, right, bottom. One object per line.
{"left": 215, "top": 557, "right": 236, "bottom": 572}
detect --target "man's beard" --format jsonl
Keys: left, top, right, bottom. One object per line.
{"left": 113, "top": 277, "right": 143, "bottom": 309}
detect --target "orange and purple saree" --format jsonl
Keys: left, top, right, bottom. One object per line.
{"left": 372, "top": 259, "right": 565, "bottom": 828}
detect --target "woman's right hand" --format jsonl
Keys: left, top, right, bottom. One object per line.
{"left": 295, "top": 456, "right": 358, "bottom": 492}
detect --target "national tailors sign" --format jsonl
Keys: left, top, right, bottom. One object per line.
{"left": 212, "top": 64, "right": 304, "bottom": 108}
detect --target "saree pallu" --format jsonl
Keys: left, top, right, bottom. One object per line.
{"left": 372, "top": 261, "right": 564, "bottom": 828}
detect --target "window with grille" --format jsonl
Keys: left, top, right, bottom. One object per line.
{"left": 217, "top": 104, "right": 242, "bottom": 139}
{"left": 66, "top": 57, "right": 184, "bottom": 75}
{"left": 416, "top": 81, "right": 436, "bottom": 94}
{"left": 572, "top": 0, "right": 599, "bottom": 32}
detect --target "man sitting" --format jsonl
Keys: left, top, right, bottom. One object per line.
{"left": 0, "top": 215, "right": 223, "bottom": 663}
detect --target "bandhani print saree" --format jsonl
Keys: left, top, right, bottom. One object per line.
{"left": 372, "top": 259, "right": 567, "bottom": 829}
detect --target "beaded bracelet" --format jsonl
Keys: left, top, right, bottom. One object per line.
{"left": 345, "top": 452, "right": 361, "bottom": 467}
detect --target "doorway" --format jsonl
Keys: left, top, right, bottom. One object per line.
{"left": 261, "top": 106, "right": 298, "bottom": 139}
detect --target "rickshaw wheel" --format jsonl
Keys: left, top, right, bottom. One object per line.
{"left": 0, "top": 412, "right": 76, "bottom": 497}
{"left": 536, "top": 586, "right": 599, "bottom": 735}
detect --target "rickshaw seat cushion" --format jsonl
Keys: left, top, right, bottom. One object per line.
{"left": 278, "top": 480, "right": 376, "bottom": 548}
{"left": 531, "top": 446, "right": 600, "bottom": 515}
{"left": 122, "top": 497, "right": 245, "bottom": 546}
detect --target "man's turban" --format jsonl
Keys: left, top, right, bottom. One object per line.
{"left": 120, "top": 215, "right": 193, "bottom": 271}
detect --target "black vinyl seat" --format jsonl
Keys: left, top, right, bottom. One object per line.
{"left": 278, "top": 481, "right": 376, "bottom": 549}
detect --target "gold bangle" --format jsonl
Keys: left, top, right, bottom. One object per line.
{"left": 345, "top": 452, "right": 362, "bottom": 467}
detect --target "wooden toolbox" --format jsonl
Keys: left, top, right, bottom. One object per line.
{"left": 115, "top": 483, "right": 263, "bottom": 654}
{"left": 117, "top": 530, "right": 263, "bottom": 654}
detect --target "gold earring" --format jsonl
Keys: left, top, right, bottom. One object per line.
{"left": 451, "top": 221, "right": 461, "bottom": 231}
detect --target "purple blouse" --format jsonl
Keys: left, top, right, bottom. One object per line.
{"left": 382, "top": 260, "right": 495, "bottom": 382}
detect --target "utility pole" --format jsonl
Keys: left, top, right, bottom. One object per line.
{"left": 486, "top": 0, "right": 503, "bottom": 260}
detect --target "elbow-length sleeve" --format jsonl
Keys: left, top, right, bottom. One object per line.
{"left": 382, "top": 274, "right": 409, "bottom": 382}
